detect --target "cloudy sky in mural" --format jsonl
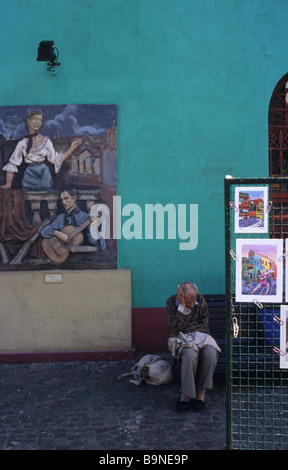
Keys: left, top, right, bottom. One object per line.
{"left": 0, "top": 104, "right": 117, "bottom": 140}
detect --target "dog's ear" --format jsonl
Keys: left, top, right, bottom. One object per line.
{"left": 140, "top": 365, "right": 150, "bottom": 379}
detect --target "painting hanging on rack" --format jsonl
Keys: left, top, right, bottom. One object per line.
{"left": 285, "top": 239, "right": 288, "bottom": 303}
{"left": 235, "top": 238, "right": 283, "bottom": 303}
{"left": 0, "top": 104, "right": 117, "bottom": 271}
{"left": 280, "top": 304, "right": 288, "bottom": 369}
{"left": 234, "top": 186, "right": 269, "bottom": 233}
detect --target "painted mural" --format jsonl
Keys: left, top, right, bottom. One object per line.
{"left": 0, "top": 104, "right": 117, "bottom": 271}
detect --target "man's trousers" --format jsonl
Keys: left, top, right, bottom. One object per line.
{"left": 181, "top": 345, "right": 219, "bottom": 399}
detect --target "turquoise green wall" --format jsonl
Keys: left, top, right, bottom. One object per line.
{"left": 0, "top": 0, "right": 287, "bottom": 307}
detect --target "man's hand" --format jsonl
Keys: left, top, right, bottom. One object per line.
{"left": 90, "top": 210, "right": 102, "bottom": 225}
{"left": 70, "top": 139, "right": 82, "bottom": 152}
{"left": 54, "top": 230, "right": 68, "bottom": 243}
{"left": 62, "top": 139, "right": 82, "bottom": 163}
{"left": 176, "top": 285, "right": 185, "bottom": 307}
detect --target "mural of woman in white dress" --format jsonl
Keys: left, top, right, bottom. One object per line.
{"left": 1, "top": 109, "right": 81, "bottom": 190}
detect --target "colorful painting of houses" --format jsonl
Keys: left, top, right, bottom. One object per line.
{"left": 235, "top": 187, "right": 268, "bottom": 233}
{"left": 242, "top": 248, "right": 277, "bottom": 296}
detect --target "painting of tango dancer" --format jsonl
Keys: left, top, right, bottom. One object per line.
{"left": 236, "top": 238, "right": 283, "bottom": 303}
{"left": 234, "top": 186, "right": 268, "bottom": 233}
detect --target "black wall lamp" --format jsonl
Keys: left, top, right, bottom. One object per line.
{"left": 37, "top": 41, "right": 60, "bottom": 72}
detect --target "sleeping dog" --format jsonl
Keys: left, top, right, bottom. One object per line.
{"left": 117, "top": 354, "right": 173, "bottom": 386}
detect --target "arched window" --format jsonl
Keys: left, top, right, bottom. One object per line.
{"left": 269, "top": 72, "right": 288, "bottom": 238}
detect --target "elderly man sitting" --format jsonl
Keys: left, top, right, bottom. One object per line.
{"left": 166, "top": 282, "right": 220, "bottom": 413}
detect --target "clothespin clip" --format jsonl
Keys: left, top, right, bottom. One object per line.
{"left": 279, "top": 251, "right": 288, "bottom": 262}
{"left": 230, "top": 249, "right": 237, "bottom": 261}
{"left": 229, "top": 201, "right": 238, "bottom": 212}
{"left": 273, "top": 315, "right": 284, "bottom": 326}
{"left": 253, "top": 299, "right": 263, "bottom": 309}
{"left": 265, "top": 201, "right": 273, "bottom": 213}
{"left": 232, "top": 316, "right": 239, "bottom": 338}
{"left": 273, "top": 346, "right": 286, "bottom": 356}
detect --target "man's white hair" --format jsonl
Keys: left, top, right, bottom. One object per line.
{"left": 179, "top": 282, "right": 198, "bottom": 294}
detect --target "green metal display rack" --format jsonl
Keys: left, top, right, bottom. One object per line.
{"left": 225, "top": 176, "right": 288, "bottom": 450}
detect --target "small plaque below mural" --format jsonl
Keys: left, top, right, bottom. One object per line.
{"left": 0, "top": 104, "right": 117, "bottom": 271}
{"left": 45, "top": 274, "right": 62, "bottom": 283}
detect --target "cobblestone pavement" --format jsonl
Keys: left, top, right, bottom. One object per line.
{"left": 0, "top": 355, "right": 226, "bottom": 451}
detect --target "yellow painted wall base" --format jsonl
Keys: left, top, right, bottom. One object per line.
{"left": 0, "top": 269, "right": 131, "bottom": 353}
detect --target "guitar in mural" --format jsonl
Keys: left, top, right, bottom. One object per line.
{"left": 41, "top": 217, "right": 91, "bottom": 264}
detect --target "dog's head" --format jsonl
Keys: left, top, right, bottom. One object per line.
{"left": 139, "top": 360, "right": 173, "bottom": 385}
{"left": 139, "top": 365, "right": 150, "bottom": 379}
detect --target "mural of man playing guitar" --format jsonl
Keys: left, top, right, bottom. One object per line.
{"left": 40, "top": 188, "right": 105, "bottom": 264}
